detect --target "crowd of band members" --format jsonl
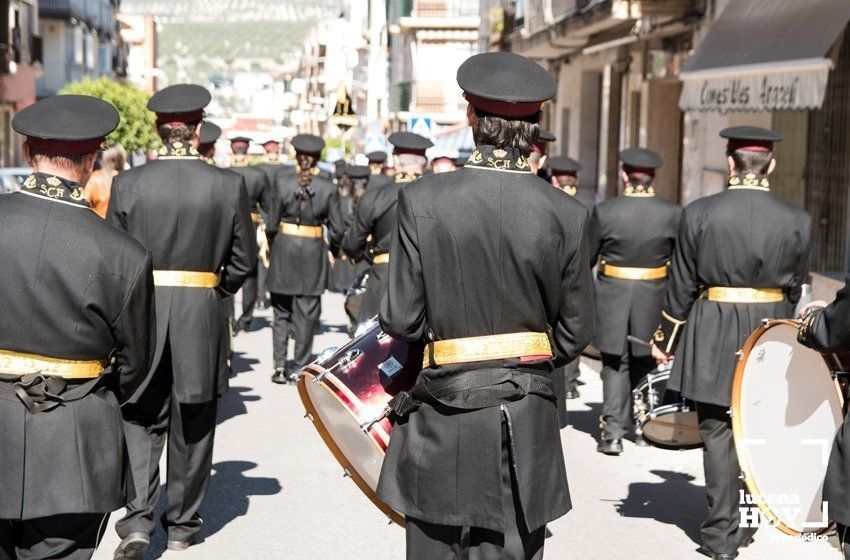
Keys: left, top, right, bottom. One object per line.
{"left": 0, "top": 60, "right": 842, "bottom": 560}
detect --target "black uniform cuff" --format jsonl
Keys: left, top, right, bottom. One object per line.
{"left": 654, "top": 310, "right": 686, "bottom": 355}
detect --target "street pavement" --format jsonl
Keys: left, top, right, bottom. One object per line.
{"left": 95, "top": 293, "right": 837, "bottom": 559}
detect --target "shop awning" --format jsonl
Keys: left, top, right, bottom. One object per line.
{"left": 679, "top": 0, "right": 850, "bottom": 112}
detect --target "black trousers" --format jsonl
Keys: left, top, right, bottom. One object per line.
{"left": 599, "top": 351, "right": 655, "bottom": 439}
{"left": 696, "top": 402, "right": 757, "bottom": 555}
{"left": 839, "top": 524, "right": 850, "bottom": 559}
{"left": 0, "top": 513, "right": 108, "bottom": 560}
{"left": 271, "top": 293, "right": 321, "bottom": 371}
{"left": 405, "top": 416, "right": 546, "bottom": 560}
{"left": 239, "top": 260, "right": 268, "bottom": 324}
{"left": 117, "top": 342, "right": 219, "bottom": 543}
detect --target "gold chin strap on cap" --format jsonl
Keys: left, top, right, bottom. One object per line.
{"left": 601, "top": 262, "right": 668, "bottom": 280}
{"left": 153, "top": 271, "right": 220, "bottom": 288}
{"left": 372, "top": 253, "right": 389, "bottom": 264}
{"left": 0, "top": 349, "right": 106, "bottom": 379}
{"left": 703, "top": 287, "right": 785, "bottom": 303}
{"left": 279, "top": 223, "right": 323, "bottom": 238}
{"left": 425, "top": 332, "right": 553, "bottom": 369}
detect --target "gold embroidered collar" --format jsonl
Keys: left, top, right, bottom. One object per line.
{"left": 466, "top": 145, "right": 531, "bottom": 174}
{"left": 394, "top": 172, "right": 422, "bottom": 183}
{"left": 157, "top": 142, "right": 200, "bottom": 160}
{"left": 295, "top": 164, "right": 320, "bottom": 175}
{"left": 728, "top": 173, "right": 770, "bottom": 191}
{"left": 624, "top": 183, "right": 655, "bottom": 197}
{"left": 20, "top": 173, "right": 90, "bottom": 208}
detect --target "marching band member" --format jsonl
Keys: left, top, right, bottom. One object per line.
{"left": 592, "top": 148, "right": 681, "bottom": 454}
{"left": 109, "top": 85, "right": 256, "bottom": 557}
{"left": 378, "top": 51, "right": 594, "bottom": 560}
{"left": 0, "top": 94, "right": 155, "bottom": 560}
{"left": 228, "top": 137, "right": 272, "bottom": 332}
{"left": 798, "top": 285, "right": 850, "bottom": 559}
{"left": 651, "top": 126, "right": 811, "bottom": 560}
{"left": 266, "top": 134, "right": 345, "bottom": 384}
{"left": 342, "top": 132, "right": 432, "bottom": 325}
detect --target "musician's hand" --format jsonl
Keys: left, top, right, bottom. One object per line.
{"left": 328, "top": 252, "right": 336, "bottom": 265}
{"left": 650, "top": 342, "right": 673, "bottom": 366}
{"left": 799, "top": 300, "right": 827, "bottom": 319}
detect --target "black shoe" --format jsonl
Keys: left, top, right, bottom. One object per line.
{"left": 271, "top": 369, "right": 289, "bottom": 384}
{"left": 565, "top": 389, "right": 580, "bottom": 399}
{"left": 166, "top": 538, "right": 195, "bottom": 551}
{"left": 114, "top": 532, "right": 149, "bottom": 559}
{"left": 597, "top": 438, "right": 623, "bottom": 455}
{"left": 712, "top": 554, "right": 737, "bottom": 560}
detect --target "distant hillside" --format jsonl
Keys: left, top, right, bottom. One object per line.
{"left": 123, "top": 0, "right": 342, "bottom": 84}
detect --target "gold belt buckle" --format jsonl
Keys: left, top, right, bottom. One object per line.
{"left": 601, "top": 262, "right": 668, "bottom": 280}
{"left": 705, "top": 287, "right": 785, "bottom": 303}
{"left": 425, "top": 332, "right": 553, "bottom": 368}
{"left": 0, "top": 349, "right": 106, "bottom": 379}
{"left": 152, "top": 270, "right": 220, "bottom": 288}
{"left": 279, "top": 223, "right": 323, "bottom": 238}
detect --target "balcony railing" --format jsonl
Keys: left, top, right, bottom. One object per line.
{"left": 390, "top": 0, "right": 478, "bottom": 25}
{"left": 390, "top": 81, "right": 467, "bottom": 116}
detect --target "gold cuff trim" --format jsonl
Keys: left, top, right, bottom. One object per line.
{"left": 661, "top": 310, "right": 686, "bottom": 325}
{"left": 280, "top": 222, "right": 323, "bottom": 238}
{"left": 0, "top": 349, "right": 106, "bottom": 379}
{"left": 601, "top": 263, "right": 668, "bottom": 280}
{"left": 372, "top": 253, "right": 389, "bottom": 264}
{"left": 153, "top": 270, "right": 220, "bottom": 288}
{"left": 425, "top": 332, "right": 552, "bottom": 368}
{"left": 704, "top": 287, "right": 785, "bottom": 303}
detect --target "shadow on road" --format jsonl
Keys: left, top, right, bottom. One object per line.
{"left": 217, "top": 386, "right": 260, "bottom": 426}
{"left": 231, "top": 351, "right": 259, "bottom": 376}
{"left": 317, "top": 321, "right": 348, "bottom": 336}
{"left": 566, "top": 400, "right": 603, "bottom": 439}
{"left": 616, "top": 469, "right": 704, "bottom": 546}
{"left": 138, "top": 461, "right": 282, "bottom": 560}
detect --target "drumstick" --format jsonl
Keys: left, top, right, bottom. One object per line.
{"left": 627, "top": 335, "right": 653, "bottom": 348}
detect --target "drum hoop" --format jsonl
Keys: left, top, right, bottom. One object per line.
{"left": 731, "top": 318, "right": 842, "bottom": 537}
{"left": 297, "top": 365, "right": 405, "bottom": 527}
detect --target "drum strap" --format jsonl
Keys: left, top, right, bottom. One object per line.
{"left": 387, "top": 368, "right": 556, "bottom": 417}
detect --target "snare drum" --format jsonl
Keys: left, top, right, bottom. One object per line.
{"left": 732, "top": 319, "right": 845, "bottom": 536}
{"left": 632, "top": 368, "right": 702, "bottom": 449}
{"left": 297, "top": 320, "right": 423, "bottom": 526}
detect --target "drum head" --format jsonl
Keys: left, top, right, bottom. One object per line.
{"left": 641, "top": 406, "right": 702, "bottom": 450}
{"left": 733, "top": 320, "right": 844, "bottom": 535}
{"left": 298, "top": 368, "right": 405, "bottom": 526}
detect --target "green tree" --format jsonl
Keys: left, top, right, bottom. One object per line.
{"left": 60, "top": 77, "right": 159, "bottom": 153}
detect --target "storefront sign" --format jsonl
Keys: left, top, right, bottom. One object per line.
{"left": 679, "top": 58, "right": 833, "bottom": 112}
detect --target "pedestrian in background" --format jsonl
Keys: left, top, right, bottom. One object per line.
{"left": 84, "top": 143, "right": 126, "bottom": 218}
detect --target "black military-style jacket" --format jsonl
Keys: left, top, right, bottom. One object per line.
{"left": 378, "top": 145, "right": 594, "bottom": 532}
{"left": 255, "top": 159, "right": 287, "bottom": 190}
{"left": 342, "top": 172, "right": 417, "bottom": 321}
{"left": 266, "top": 166, "right": 345, "bottom": 296}
{"left": 230, "top": 162, "right": 272, "bottom": 219}
{"left": 798, "top": 277, "right": 850, "bottom": 526}
{"left": 590, "top": 190, "right": 681, "bottom": 356}
{"left": 0, "top": 173, "right": 155, "bottom": 519}
{"left": 108, "top": 142, "right": 257, "bottom": 403}
{"left": 656, "top": 174, "right": 811, "bottom": 406}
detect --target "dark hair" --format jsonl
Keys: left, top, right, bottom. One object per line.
{"left": 30, "top": 149, "right": 94, "bottom": 176}
{"left": 625, "top": 171, "right": 653, "bottom": 189}
{"left": 157, "top": 122, "right": 198, "bottom": 144}
{"left": 729, "top": 148, "right": 773, "bottom": 174}
{"left": 231, "top": 144, "right": 249, "bottom": 156}
{"left": 473, "top": 108, "right": 540, "bottom": 156}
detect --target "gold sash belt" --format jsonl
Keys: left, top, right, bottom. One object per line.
{"left": 153, "top": 270, "right": 220, "bottom": 288}
{"left": 372, "top": 253, "right": 389, "bottom": 264}
{"left": 251, "top": 212, "right": 262, "bottom": 223}
{"left": 425, "top": 332, "right": 553, "bottom": 368}
{"left": 601, "top": 263, "right": 668, "bottom": 280}
{"left": 280, "top": 223, "right": 323, "bottom": 238}
{"left": 0, "top": 349, "right": 106, "bottom": 379}
{"left": 704, "top": 287, "right": 785, "bottom": 303}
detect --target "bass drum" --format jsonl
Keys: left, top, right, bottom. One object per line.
{"left": 632, "top": 368, "right": 702, "bottom": 450}
{"left": 733, "top": 319, "right": 845, "bottom": 536}
{"left": 297, "top": 320, "right": 423, "bottom": 526}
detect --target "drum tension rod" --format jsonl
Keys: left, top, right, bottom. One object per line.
{"left": 360, "top": 405, "right": 392, "bottom": 433}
